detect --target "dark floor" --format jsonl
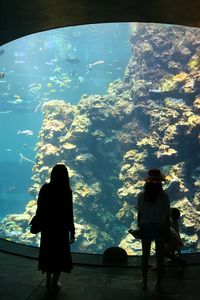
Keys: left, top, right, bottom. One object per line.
{"left": 1, "top": 248, "right": 200, "bottom": 300}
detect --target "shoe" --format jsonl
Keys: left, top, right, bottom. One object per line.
{"left": 180, "top": 259, "right": 186, "bottom": 269}
{"left": 139, "top": 280, "right": 147, "bottom": 291}
{"left": 55, "top": 282, "right": 62, "bottom": 290}
{"left": 45, "top": 282, "right": 51, "bottom": 289}
{"left": 154, "top": 282, "right": 163, "bottom": 293}
{"left": 51, "top": 282, "right": 62, "bottom": 293}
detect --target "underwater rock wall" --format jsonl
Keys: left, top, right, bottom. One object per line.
{"left": 0, "top": 23, "right": 200, "bottom": 255}
{"left": 119, "top": 23, "right": 200, "bottom": 254}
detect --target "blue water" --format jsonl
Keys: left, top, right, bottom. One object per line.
{"left": 0, "top": 23, "right": 199, "bottom": 256}
{"left": 1, "top": 23, "right": 131, "bottom": 107}
{"left": 0, "top": 23, "right": 131, "bottom": 216}
{"left": 0, "top": 112, "right": 41, "bottom": 217}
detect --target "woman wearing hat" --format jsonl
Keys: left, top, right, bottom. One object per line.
{"left": 137, "top": 168, "right": 170, "bottom": 292}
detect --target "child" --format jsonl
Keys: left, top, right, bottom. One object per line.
{"left": 164, "top": 208, "right": 185, "bottom": 267}
{"left": 171, "top": 208, "right": 180, "bottom": 232}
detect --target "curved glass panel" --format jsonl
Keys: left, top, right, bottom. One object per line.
{"left": 0, "top": 23, "right": 199, "bottom": 255}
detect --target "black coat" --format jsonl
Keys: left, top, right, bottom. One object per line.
{"left": 36, "top": 183, "right": 75, "bottom": 273}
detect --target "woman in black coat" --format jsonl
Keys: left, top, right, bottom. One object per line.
{"left": 35, "top": 164, "right": 75, "bottom": 290}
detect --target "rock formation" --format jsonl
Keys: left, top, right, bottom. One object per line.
{"left": 0, "top": 23, "right": 199, "bottom": 255}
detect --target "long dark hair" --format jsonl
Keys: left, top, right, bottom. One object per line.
{"left": 50, "top": 164, "right": 71, "bottom": 190}
{"left": 144, "top": 182, "right": 163, "bottom": 202}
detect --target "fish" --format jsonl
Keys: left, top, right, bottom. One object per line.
{"left": 51, "top": 58, "right": 58, "bottom": 63}
{"left": 9, "top": 186, "right": 15, "bottom": 192}
{"left": 29, "top": 83, "right": 42, "bottom": 93}
{"left": 53, "top": 66, "right": 61, "bottom": 72}
{"left": 0, "top": 49, "right": 5, "bottom": 55}
{"left": 49, "top": 76, "right": 56, "bottom": 81}
{"left": 15, "top": 98, "right": 23, "bottom": 103}
{"left": 168, "top": 98, "right": 185, "bottom": 104}
{"left": 14, "top": 60, "right": 25, "bottom": 64}
{"left": 28, "top": 83, "right": 36, "bottom": 88}
{"left": 149, "top": 89, "right": 163, "bottom": 93}
{"left": 8, "top": 98, "right": 23, "bottom": 104}
{"left": 70, "top": 31, "right": 81, "bottom": 39}
{"left": 34, "top": 102, "right": 42, "bottom": 112}
{"left": 0, "top": 111, "right": 12, "bottom": 114}
{"left": 78, "top": 76, "right": 85, "bottom": 83}
{"left": 56, "top": 80, "right": 65, "bottom": 87}
{"left": 19, "top": 153, "right": 35, "bottom": 164}
{"left": 88, "top": 60, "right": 105, "bottom": 70}
{"left": 0, "top": 72, "right": 5, "bottom": 78}
{"left": 45, "top": 61, "right": 55, "bottom": 66}
{"left": 17, "top": 129, "right": 33, "bottom": 136}
{"left": 7, "top": 100, "right": 21, "bottom": 104}
{"left": 66, "top": 56, "right": 80, "bottom": 64}
{"left": 14, "top": 51, "right": 25, "bottom": 57}
{"left": 33, "top": 66, "right": 39, "bottom": 70}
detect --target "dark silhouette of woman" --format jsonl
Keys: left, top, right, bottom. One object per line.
{"left": 35, "top": 164, "right": 75, "bottom": 290}
{"left": 137, "top": 169, "right": 170, "bottom": 293}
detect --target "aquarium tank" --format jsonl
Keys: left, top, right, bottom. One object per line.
{"left": 0, "top": 23, "right": 199, "bottom": 255}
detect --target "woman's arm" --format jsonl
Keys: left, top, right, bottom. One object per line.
{"left": 35, "top": 184, "right": 48, "bottom": 219}
{"left": 137, "top": 193, "right": 142, "bottom": 228}
{"left": 68, "top": 190, "right": 75, "bottom": 241}
{"left": 137, "top": 211, "right": 142, "bottom": 229}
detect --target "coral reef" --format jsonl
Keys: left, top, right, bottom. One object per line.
{"left": 0, "top": 23, "right": 200, "bottom": 254}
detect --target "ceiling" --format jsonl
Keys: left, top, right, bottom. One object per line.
{"left": 1, "top": 0, "right": 200, "bottom": 45}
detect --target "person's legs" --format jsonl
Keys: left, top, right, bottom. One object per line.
{"left": 141, "top": 239, "right": 151, "bottom": 289}
{"left": 46, "top": 272, "right": 52, "bottom": 288}
{"left": 155, "top": 240, "right": 165, "bottom": 291}
{"left": 52, "top": 272, "right": 61, "bottom": 288}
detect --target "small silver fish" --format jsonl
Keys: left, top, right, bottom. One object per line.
{"left": 45, "top": 61, "right": 55, "bottom": 66}
{"left": 14, "top": 51, "right": 25, "bottom": 57}
{"left": 17, "top": 129, "right": 33, "bottom": 136}
{"left": 88, "top": 60, "right": 104, "bottom": 69}
{"left": 66, "top": 56, "right": 80, "bottom": 64}
{"left": 14, "top": 60, "right": 25, "bottom": 64}
{"left": 0, "top": 111, "right": 12, "bottom": 114}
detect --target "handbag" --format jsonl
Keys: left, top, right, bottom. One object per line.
{"left": 29, "top": 215, "right": 42, "bottom": 234}
{"left": 128, "top": 227, "right": 142, "bottom": 239}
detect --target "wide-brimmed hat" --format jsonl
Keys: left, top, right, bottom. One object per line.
{"left": 145, "top": 168, "right": 165, "bottom": 182}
